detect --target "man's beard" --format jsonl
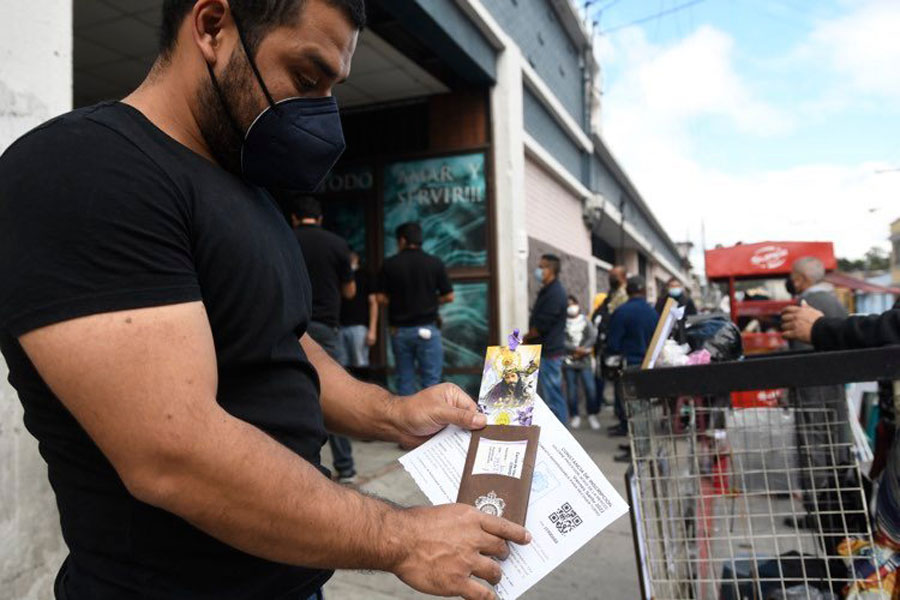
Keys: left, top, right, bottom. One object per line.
{"left": 196, "top": 51, "right": 262, "bottom": 175}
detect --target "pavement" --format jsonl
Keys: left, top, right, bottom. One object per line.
{"left": 321, "top": 410, "right": 640, "bottom": 600}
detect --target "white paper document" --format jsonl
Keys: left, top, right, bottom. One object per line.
{"left": 398, "top": 397, "right": 629, "bottom": 600}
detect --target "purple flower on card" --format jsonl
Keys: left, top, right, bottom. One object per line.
{"left": 516, "top": 405, "right": 534, "bottom": 426}
{"left": 508, "top": 329, "right": 522, "bottom": 351}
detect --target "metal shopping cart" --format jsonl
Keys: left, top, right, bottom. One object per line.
{"left": 622, "top": 346, "right": 900, "bottom": 600}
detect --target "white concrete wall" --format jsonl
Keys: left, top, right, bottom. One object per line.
{"left": 491, "top": 44, "right": 530, "bottom": 338}
{"left": 523, "top": 157, "right": 591, "bottom": 259}
{"left": 1, "top": 3, "right": 72, "bottom": 599}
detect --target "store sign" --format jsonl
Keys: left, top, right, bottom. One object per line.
{"left": 383, "top": 152, "right": 487, "bottom": 268}
{"left": 320, "top": 164, "right": 373, "bottom": 193}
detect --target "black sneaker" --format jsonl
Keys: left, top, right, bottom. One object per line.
{"left": 618, "top": 444, "right": 630, "bottom": 452}
{"left": 614, "top": 451, "right": 632, "bottom": 463}
{"left": 608, "top": 425, "right": 628, "bottom": 437}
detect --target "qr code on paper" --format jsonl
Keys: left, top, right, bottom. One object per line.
{"left": 548, "top": 502, "right": 582, "bottom": 535}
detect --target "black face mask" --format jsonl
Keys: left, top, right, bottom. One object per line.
{"left": 207, "top": 15, "right": 346, "bottom": 191}
{"left": 785, "top": 278, "right": 796, "bottom": 296}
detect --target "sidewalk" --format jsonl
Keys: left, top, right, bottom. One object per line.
{"left": 322, "top": 411, "right": 639, "bottom": 599}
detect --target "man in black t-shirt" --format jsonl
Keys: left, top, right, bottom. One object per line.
{"left": 524, "top": 254, "right": 568, "bottom": 423}
{"left": 289, "top": 196, "right": 357, "bottom": 483}
{"left": 0, "top": 2, "right": 529, "bottom": 599}
{"left": 338, "top": 251, "right": 378, "bottom": 368}
{"left": 377, "top": 222, "right": 454, "bottom": 396}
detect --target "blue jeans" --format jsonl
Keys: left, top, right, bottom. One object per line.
{"left": 391, "top": 325, "right": 443, "bottom": 396}
{"left": 337, "top": 324, "right": 369, "bottom": 367}
{"left": 563, "top": 365, "right": 598, "bottom": 417}
{"left": 538, "top": 356, "right": 567, "bottom": 423}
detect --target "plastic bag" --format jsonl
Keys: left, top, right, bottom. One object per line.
{"left": 684, "top": 315, "right": 743, "bottom": 362}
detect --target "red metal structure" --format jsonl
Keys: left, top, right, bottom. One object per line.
{"left": 705, "top": 241, "right": 838, "bottom": 406}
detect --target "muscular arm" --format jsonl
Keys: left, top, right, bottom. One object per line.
{"left": 21, "top": 302, "right": 527, "bottom": 599}
{"left": 20, "top": 302, "right": 397, "bottom": 570}
{"left": 301, "top": 334, "right": 484, "bottom": 447}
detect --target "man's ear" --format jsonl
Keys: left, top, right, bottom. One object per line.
{"left": 190, "top": 0, "right": 233, "bottom": 67}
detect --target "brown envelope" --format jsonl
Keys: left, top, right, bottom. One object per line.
{"left": 457, "top": 425, "right": 541, "bottom": 526}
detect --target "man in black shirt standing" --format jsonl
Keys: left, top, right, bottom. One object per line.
{"left": 377, "top": 222, "right": 454, "bottom": 396}
{"left": 290, "top": 196, "right": 357, "bottom": 483}
{"left": 524, "top": 254, "right": 569, "bottom": 423}
{"left": 0, "top": 2, "right": 529, "bottom": 599}
{"left": 338, "top": 250, "right": 378, "bottom": 368}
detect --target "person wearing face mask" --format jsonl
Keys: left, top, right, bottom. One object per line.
{"left": 289, "top": 195, "right": 357, "bottom": 484}
{"left": 0, "top": 2, "right": 533, "bottom": 599}
{"left": 591, "top": 266, "right": 628, "bottom": 434}
{"left": 563, "top": 296, "right": 600, "bottom": 430}
{"left": 654, "top": 276, "right": 697, "bottom": 317}
{"left": 524, "top": 254, "right": 569, "bottom": 423}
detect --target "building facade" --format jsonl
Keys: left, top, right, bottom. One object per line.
{"left": 0, "top": 1, "right": 688, "bottom": 594}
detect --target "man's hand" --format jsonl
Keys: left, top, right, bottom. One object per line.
{"left": 781, "top": 302, "right": 824, "bottom": 344}
{"left": 365, "top": 328, "right": 377, "bottom": 347}
{"left": 387, "top": 383, "right": 486, "bottom": 449}
{"left": 388, "top": 504, "right": 531, "bottom": 600}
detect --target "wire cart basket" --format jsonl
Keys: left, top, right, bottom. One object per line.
{"left": 623, "top": 346, "right": 900, "bottom": 600}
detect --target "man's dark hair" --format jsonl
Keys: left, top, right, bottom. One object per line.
{"left": 396, "top": 222, "right": 423, "bottom": 246}
{"left": 567, "top": 295, "right": 578, "bottom": 304}
{"left": 159, "top": 0, "right": 367, "bottom": 57}
{"left": 626, "top": 275, "right": 647, "bottom": 296}
{"left": 541, "top": 253, "right": 561, "bottom": 276}
{"left": 289, "top": 195, "right": 322, "bottom": 219}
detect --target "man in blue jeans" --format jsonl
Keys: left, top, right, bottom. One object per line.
{"left": 606, "top": 276, "right": 659, "bottom": 459}
{"left": 377, "top": 222, "right": 454, "bottom": 396}
{"left": 524, "top": 254, "right": 569, "bottom": 423}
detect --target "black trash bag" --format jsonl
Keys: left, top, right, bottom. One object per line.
{"left": 684, "top": 314, "right": 743, "bottom": 362}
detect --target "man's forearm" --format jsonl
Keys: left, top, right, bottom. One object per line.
{"left": 142, "top": 402, "right": 407, "bottom": 571}
{"left": 368, "top": 295, "right": 378, "bottom": 332}
{"left": 301, "top": 334, "right": 399, "bottom": 441}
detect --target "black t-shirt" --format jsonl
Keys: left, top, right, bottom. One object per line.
{"left": 294, "top": 225, "right": 352, "bottom": 327}
{"left": 0, "top": 102, "right": 332, "bottom": 599}
{"left": 529, "top": 279, "right": 568, "bottom": 356}
{"left": 340, "top": 269, "right": 373, "bottom": 327}
{"left": 377, "top": 248, "right": 452, "bottom": 327}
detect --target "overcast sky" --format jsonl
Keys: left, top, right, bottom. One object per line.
{"left": 584, "top": 0, "right": 900, "bottom": 270}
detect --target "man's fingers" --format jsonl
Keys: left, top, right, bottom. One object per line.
{"left": 472, "top": 556, "right": 503, "bottom": 586}
{"left": 480, "top": 514, "right": 532, "bottom": 545}
{"left": 436, "top": 403, "right": 486, "bottom": 430}
{"left": 460, "top": 578, "right": 497, "bottom": 600}
{"left": 444, "top": 383, "right": 480, "bottom": 412}
{"left": 478, "top": 533, "right": 510, "bottom": 560}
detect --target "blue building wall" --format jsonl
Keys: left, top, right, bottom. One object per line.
{"left": 484, "top": 0, "right": 585, "bottom": 126}
{"left": 523, "top": 86, "right": 585, "bottom": 184}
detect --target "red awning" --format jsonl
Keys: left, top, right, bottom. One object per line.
{"left": 705, "top": 241, "right": 837, "bottom": 279}
{"left": 824, "top": 271, "right": 900, "bottom": 295}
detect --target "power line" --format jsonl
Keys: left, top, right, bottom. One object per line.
{"left": 599, "top": 0, "right": 707, "bottom": 35}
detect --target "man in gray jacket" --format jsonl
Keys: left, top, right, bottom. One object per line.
{"left": 563, "top": 295, "right": 599, "bottom": 430}
{"left": 787, "top": 257, "right": 851, "bottom": 535}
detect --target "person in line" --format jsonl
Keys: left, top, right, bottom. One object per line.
{"left": 783, "top": 257, "right": 851, "bottom": 533}
{"left": 606, "top": 276, "right": 659, "bottom": 449}
{"left": 654, "top": 276, "right": 697, "bottom": 317}
{"left": 0, "top": 2, "right": 530, "bottom": 599}
{"left": 593, "top": 266, "right": 627, "bottom": 434}
{"left": 524, "top": 254, "right": 569, "bottom": 423}
{"left": 377, "top": 222, "right": 453, "bottom": 396}
{"left": 291, "top": 196, "right": 358, "bottom": 484}
{"left": 337, "top": 250, "right": 378, "bottom": 369}
{"left": 563, "top": 295, "right": 600, "bottom": 430}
